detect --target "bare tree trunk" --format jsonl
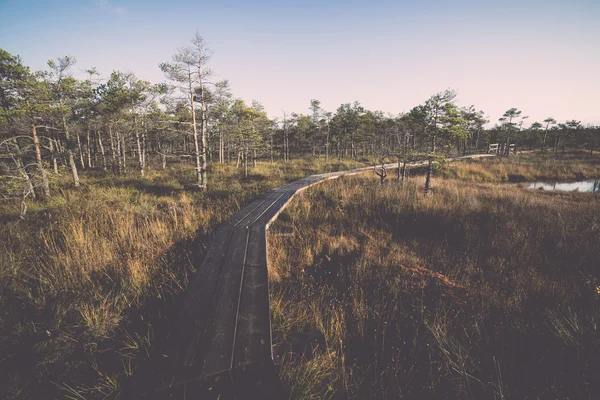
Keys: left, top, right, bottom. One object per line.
{"left": 86, "top": 127, "right": 93, "bottom": 168}
{"left": 541, "top": 129, "right": 548, "bottom": 152}
{"left": 244, "top": 149, "right": 248, "bottom": 178}
{"left": 135, "top": 125, "right": 144, "bottom": 177}
{"left": 98, "top": 130, "right": 107, "bottom": 171}
{"left": 49, "top": 133, "right": 59, "bottom": 174}
{"left": 62, "top": 114, "right": 80, "bottom": 187}
{"left": 200, "top": 102, "right": 208, "bottom": 189}
{"left": 270, "top": 129, "right": 273, "bottom": 163}
{"left": 109, "top": 124, "right": 117, "bottom": 171}
{"left": 32, "top": 124, "right": 50, "bottom": 197}
{"left": 188, "top": 78, "right": 203, "bottom": 188}
{"left": 76, "top": 130, "right": 85, "bottom": 169}
{"left": 424, "top": 159, "right": 433, "bottom": 196}
{"left": 227, "top": 138, "right": 230, "bottom": 163}
{"left": 11, "top": 139, "right": 36, "bottom": 200}
{"left": 351, "top": 130, "right": 355, "bottom": 160}
{"left": 131, "top": 101, "right": 144, "bottom": 177}
{"left": 19, "top": 188, "right": 30, "bottom": 219}
{"left": 142, "top": 118, "right": 148, "bottom": 172}
{"left": 219, "top": 127, "right": 224, "bottom": 163}
{"left": 121, "top": 131, "right": 127, "bottom": 174}
{"left": 115, "top": 129, "right": 124, "bottom": 174}
{"left": 285, "top": 129, "right": 290, "bottom": 162}
{"left": 326, "top": 122, "right": 330, "bottom": 163}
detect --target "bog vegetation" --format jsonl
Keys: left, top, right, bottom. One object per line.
{"left": 269, "top": 154, "right": 600, "bottom": 399}
{"left": 1, "top": 32, "right": 600, "bottom": 399}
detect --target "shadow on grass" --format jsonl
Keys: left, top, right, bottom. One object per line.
{"left": 0, "top": 228, "right": 212, "bottom": 400}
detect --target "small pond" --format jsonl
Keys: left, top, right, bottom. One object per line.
{"left": 526, "top": 180, "right": 600, "bottom": 193}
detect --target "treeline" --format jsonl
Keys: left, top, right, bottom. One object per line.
{"left": 2, "top": 34, "right": 599, "bottom": 204}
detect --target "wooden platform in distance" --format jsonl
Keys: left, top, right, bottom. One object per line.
{"left": 157, "top": 154, "right": 494, "bottom": 399}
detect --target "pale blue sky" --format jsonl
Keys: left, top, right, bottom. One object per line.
{"left": 1, "top": 0, "right": 599, "bottom": 125}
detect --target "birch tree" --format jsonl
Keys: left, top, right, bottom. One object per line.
{"left": 47, "top": 56, "right": 80, "bottom": 187}
{"left": 160, "top": 33, "right": 212, "bottom": 190}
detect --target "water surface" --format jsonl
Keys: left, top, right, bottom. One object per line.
{"left": 526, "top": 180, "right": 600, "bottom": 193}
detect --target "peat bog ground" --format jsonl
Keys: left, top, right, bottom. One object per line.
{"left": 269, "top": 153, "right": 600, "bottom": 399}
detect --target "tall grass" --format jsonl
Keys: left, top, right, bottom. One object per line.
{"left": 444, "top": 151, "right": 600, "bottom": 182}
{"left": 0, "top": 157, "right": 371, "bottom": 399}
{"left": 269, "top": 156, "right": 600, "bottom": 399}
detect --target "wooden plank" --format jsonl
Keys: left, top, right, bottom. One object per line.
{"left": 199, "top": 225, "right": 250, "bottom": 376}
{"left": 232, "top": 223, "right": 270, "bottom": 369}
{"left": 167, "top": 225, "right": 233, "bottom": 368}
{"left": 199, "top": 190, "right": 290, "bottom": 377}
{"left": 232, "top": 191, "right": 296, "bottom": 370}
{"left": 169, "top": 189, "right": 284, "bottom": 369}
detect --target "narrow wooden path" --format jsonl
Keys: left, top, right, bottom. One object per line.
{"left": 159, "top": 154, "right": 493, "bottom": 399}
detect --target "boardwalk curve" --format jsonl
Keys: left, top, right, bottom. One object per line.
{"left": 160, "top": 154, "right": 493, "bottom": 399}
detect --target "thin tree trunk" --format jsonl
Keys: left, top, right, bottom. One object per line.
{"left": 219, "top": 127, "right": 224, "bottom": 163}
{"left": 424, "top": 159, "right": 433, "bottom": 196}
{"left": 326, "top": 122, "right": 330, "bottom": 163}
{"left": 116, "top": 129, "right": 124, "bottom": 174}
{"left": 188, "top": 77, "right": 203, "bottom": 188}
{"left": 19, "top": 186, "right": 30, "bottom": 219}
{"left": 61, "top": 114, "right": 80, "bottom": 187}
{"left": 12, "top": 139, "right": 36, "bottom": 200}
{"left": 351, "top": 130, "right": 355, "bottom": 160}
{"left": 541, "top": 129, "right": 548, "bottom": 152}
{"left": 86, "top": 127, "right": 93, "bottom": 168}
{"left": 32, "top": 124, "right": 50, "bottom": 197}
{"left": 270, "top": 130, "right": 273, "bottom": 163}
{"left": 98, "top": 131, "right": 107, "bottom": 171}
{"left": 201, "top": 103, "right": 208, "bottom": 189}
{"left": 142, "top": 118, "right": 148, "bottom": 172}
{"left": 121, "top": 131, "right": 127, "bottom": 173}
{"left": 244, "top": 149, "right": 248, "bottom": 178}
{"left": 76, "top": 130, "right": 85, "bottom": 169}
{"left": 134, "top": 119, "right": 144, "bottom": 177}
{"left": 49, "top": 133, "right": 59, "bottom": 174}
{"left": 108, "top": 124, "right": 116, "bottom": 171}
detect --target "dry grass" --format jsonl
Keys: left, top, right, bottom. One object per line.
{"left": 444, "top": 151, "right": 600, "bottom": 182}
{"left": 0, "top": 156, "right": 371, "bottom": 399}
{"left": 269, "top": 155, "right": 600, "bottom": 399}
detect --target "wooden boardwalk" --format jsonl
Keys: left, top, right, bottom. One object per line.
{"left": 158, "top": 155, "right": 493, "bottom": 399}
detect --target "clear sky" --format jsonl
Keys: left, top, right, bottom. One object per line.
{"left": 1, "top": 0, "right": 599, "bottom": 125}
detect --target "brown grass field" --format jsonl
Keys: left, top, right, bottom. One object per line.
{"left": 268, "top": 153, "right": 600, "bottom": 399}
{"left": 0, "top": 158, "right": 370, "bottom": 399}
{"left": 0, "top": 152, "right": 598, "bottom": 398}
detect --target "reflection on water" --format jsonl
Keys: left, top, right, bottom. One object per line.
{"left": 526, "top": 180, "right": 600, "bottom": 193}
